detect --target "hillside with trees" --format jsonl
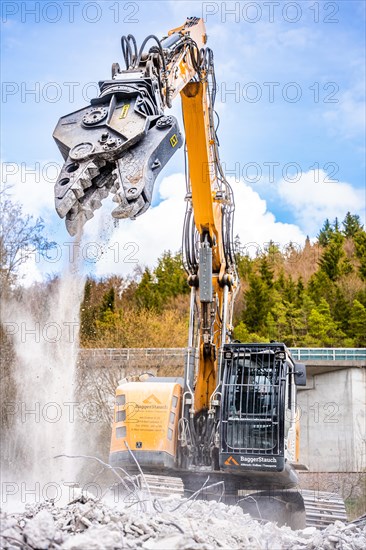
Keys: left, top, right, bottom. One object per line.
{"left": 80, "top": 213, "right": 366, "bottom": 349}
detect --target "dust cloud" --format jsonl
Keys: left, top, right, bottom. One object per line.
{"left": 1, "top": 239, "right": 85, "bottom": 510}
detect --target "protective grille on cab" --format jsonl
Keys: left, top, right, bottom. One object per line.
{"left": 221, "top": 348, "right": 284, "bottom": 455}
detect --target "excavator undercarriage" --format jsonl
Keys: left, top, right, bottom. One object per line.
{"left": 109, "top": 344, "right": 347, "bottom": 529}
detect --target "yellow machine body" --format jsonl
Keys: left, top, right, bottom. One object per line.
{"left": 110, "top": 381, "right": 182, "bottom": 469}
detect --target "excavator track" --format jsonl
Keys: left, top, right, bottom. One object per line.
{"left": 136, "top": 474, "right": 184, "bottom": 497}
{"left": 301, "top": 490, "right": 348, "bottom": 528}
{"left": 132, "top": 474, "right": 347, "bottom": 529}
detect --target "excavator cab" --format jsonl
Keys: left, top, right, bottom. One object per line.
{"left": 219, "top": 343, "right": 304, "bottom": 487}
{"left": 222, "top": 348, "right": 282, "bottom": 457}
{"left": 217, "top": 343, "right": 308, "bottom": 529}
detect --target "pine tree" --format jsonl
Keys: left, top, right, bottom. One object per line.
{"left": 308, "top": 298, "right": 346, "bottom": 346}
{"left": 349, "top": 300, "right": 366, "bottom": 346}
{"left": 235, "top": 251, "right": 252, "bottom": 279}
{"left": 271, "top": 300, "right": 288, "bottom": 342}
{"left": 283, "top": 301, "right": 302, "bottom": 346}
{"left": 265, "top": 312, "right": 276, "bottom": 341}
{"left": 353, "top": 230, "right": 366, "bottom": 281}
{"left": 296, "top": 277, "right": 305, "bottom": 306}
{"left": 317, "top": 218, "right": 333, "bottom": 246}
{"left": 283, "top": 275, "right": 297, "bottom": 303}
{"left": 333, "top": 217, "right": 341, "bottom": 233}
{"left": 243, "top": 274, "right": 269, "bottom": 332}
{"left": 135, "top": 268, "right": 160, "bottom": 309}
{"left": 233, "top": 321, "right": 267, "bottom": 343}
{"left": 318, "top": 232, "right": 345, "bottom": 281}
{"left": 342, "top": 212, "right": 363, "bottom": 238}
{"left": 265, "top": 241, "right": 282, "bottom": 265}
{"left": 275, "top": 269, "right": 286, "bottom": 294}
{"left": 100, "top": 288, "right": 115, "bottom": 314}
{"left": 259, "top": 257, "right": 274, "bottom": 288}
{"left": 154, "top": 251, "right": 189, "bottom": 300}
{"left": 333, "top": 287, "right": 351, "bottom": 333}
{"left": 308, "top": 270, "right": 335, "bottom": 304}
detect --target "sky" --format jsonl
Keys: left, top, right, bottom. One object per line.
{"left": 1, "top": 0, "right": 365, "bottom": 283}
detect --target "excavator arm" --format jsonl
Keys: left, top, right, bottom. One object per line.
{"left": 53, "top": 17, "right": 204, "bottom": 234}
{"left": 53, "top": 16, "right": 238, "bottom": 422}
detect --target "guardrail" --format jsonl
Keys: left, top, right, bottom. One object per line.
{"left": 289, "top": 348, "right": 366, "bottom": 361}
{"left": 79, "top": 347, "right": 366, "bottom": 362}
{"left": 79, "top": 348, "right": 186, "bottom": 360}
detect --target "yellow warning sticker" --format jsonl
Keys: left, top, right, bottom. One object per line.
{"left": 170, "top": 134, "right": 178, "bottom": 148}
{"left": 119, "top": 104, "right": 130, "bottom": 119}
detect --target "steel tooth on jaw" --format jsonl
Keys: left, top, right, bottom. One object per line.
{"left": 67, "top": 204, "right": 80, "bottom": 221}
{"left": 110, "top": 181, "right": 119, "bottom": 194}
{"left": 99, "top": 185, "right": 111, "bottom": 200}
{"left": 83, "top": 207, "right": 95, "bottom": 221}
{"left": 109, "top": 165, "right": 121, "bottom": 196}
{"left": 87, "top": 162, "right": 100, "bottom": 180}
{"left": 78, "top": 175, "right": 93, "bottom": 191}
{"left": 80, "top": 186, "right": 106, "bottom": 217}
{"left": 82, "top": 192, "right": 102, "bottom": 213}
{"left": 65, "top": 211, "right": 90, "bottom": 237}
{"left": 76, "top": 161, "right": 100, "bottom": 190}
{"left": 55, "top": 188, "right": 79, "bottom": 218}
{"left": 112, "top": 194, "right": 145, "bottom": 219}
{"left": 65, "top": 218, "right": 78, "bottom": 237}
{"left": 70, "top": 181, "right": 85, "bottom": 199}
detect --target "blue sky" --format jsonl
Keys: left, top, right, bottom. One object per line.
{"left": 1, "top": 0, "right": 365, "bottom": 281}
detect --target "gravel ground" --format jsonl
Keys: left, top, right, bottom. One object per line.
{"left": 1, "top": 491, "right": 365, "bottom": 550}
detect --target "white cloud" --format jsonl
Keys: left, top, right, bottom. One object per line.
{"left": 3, "top": 161, "right": 363, "bottom": 281}
{"left": 278, "top": 170, "right": 366, "bottom": 234}
{"left": 231, "top": 177, "right": 306, "bottom": 252}
{"left": 1, "top": 160, "right": 58, "bottom": 218}
{"left": 83, "top": 173, "right": 187, "bottom": 277}
{"left": 81, "top": 173, "right": 307, "bottom": 277}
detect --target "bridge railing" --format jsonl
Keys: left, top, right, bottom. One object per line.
{"left": 79, "top": 347, "right": 366, "bottom": 362}
{"left": 289, "top": 348, "right": 366, "bottom": 361}
{"left": 78, "top": 347, "right": 186, "bottom": 361}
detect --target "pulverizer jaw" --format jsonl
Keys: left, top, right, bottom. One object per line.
{"left": 53, "top": 78, "right": 182, "bottom": 236}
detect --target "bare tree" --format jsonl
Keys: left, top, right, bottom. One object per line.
{"left": 0, "top": 186, "right": 56, "bottom": 449}
{"left": 0, "top": 185, "right": 56, "bottom": 293}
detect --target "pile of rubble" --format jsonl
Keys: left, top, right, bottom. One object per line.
{"left": 1, "top": 492, "right": 365, "bottom": 550}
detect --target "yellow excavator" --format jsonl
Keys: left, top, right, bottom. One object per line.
{"left": 53, "top": 17, "right": 347, "bottom": 528}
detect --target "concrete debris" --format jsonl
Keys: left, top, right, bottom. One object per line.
{"left": 23, "top": 510, "right": 56, "bottom": 549}
{"left": 1, "top": 493, "right": 365, "bottom": 550}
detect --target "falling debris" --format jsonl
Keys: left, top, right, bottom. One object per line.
{"left": 1, "top": 493, "right": 365, "bottom": 550}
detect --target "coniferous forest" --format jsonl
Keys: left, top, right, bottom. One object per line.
{"left": 80, "top": 213, "right": 366, "bottom": 349}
